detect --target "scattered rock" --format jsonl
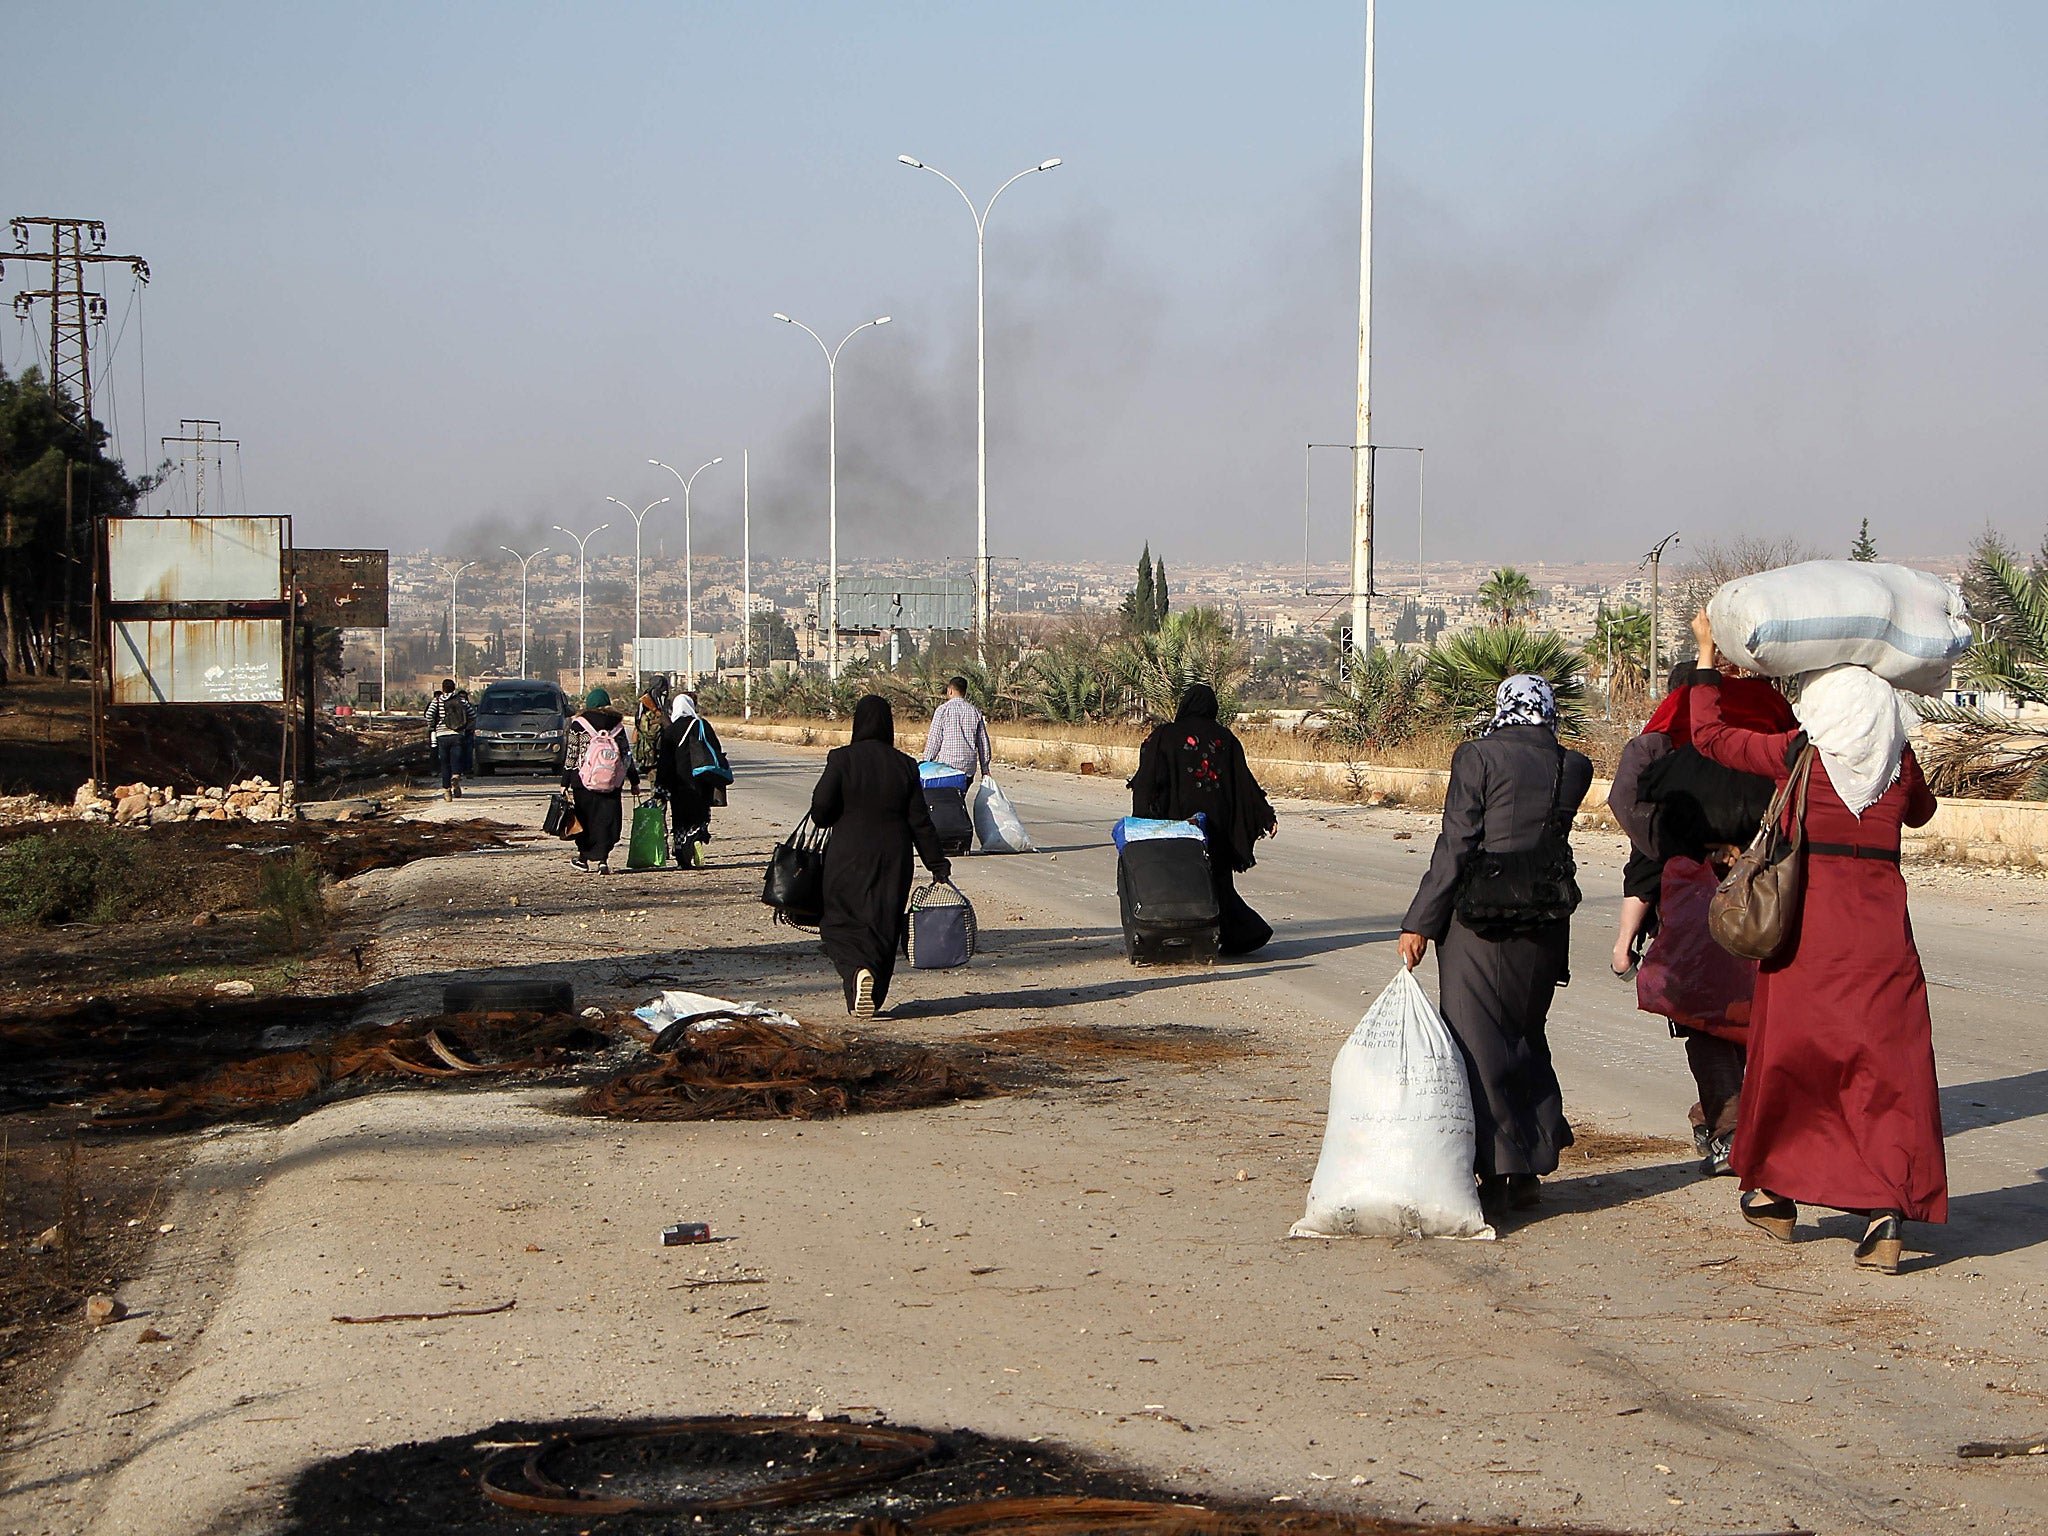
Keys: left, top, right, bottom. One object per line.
{"left": 193, "top": 911, "right": 219, "bottom": 927}
{"left": 114, "top": 793, "right": 151, "bottom": 824}
{"left": 580, "top": 1006, "right": 605, "bottom": 1019}
{"left": 29, "top": 1224, "right": 60, "bottom": 1255}
{"left": 86, "top": 1295, "right": 127, "bottom": 1327}
{"left": 136, "top": 1327, "right": 171, "bottom": 1344}
{"left": 213, "top": 980, "right": 256, "bottom": 997}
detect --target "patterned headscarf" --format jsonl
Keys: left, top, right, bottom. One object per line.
{"left": 1484, "top": 674, "right": 1557, "bottom": 736}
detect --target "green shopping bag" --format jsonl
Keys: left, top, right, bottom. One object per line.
{"left": 627, "top": 799, "right": 668, "bottom": 870}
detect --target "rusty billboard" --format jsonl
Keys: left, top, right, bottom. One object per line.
{"left": 107, "top": 516, "right": 285, "bottom": 603}
{"left": 291, "top": 548, "right": 389, "bottom": 628}
{"left": 111, "top": 619, "right": 286, "bottom": 704}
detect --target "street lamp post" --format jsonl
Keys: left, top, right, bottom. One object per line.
{"left": 438, "top": 560, "right": 475, "bottom": 679}
{"left": 605, "top": 495, "right": 670, "bottom": 697}
{"left": 551, "top": 521, "right": 610, "bottom": 696}
{"left": 1641, "top": 531, "right": 1681, "bottom": 699}
{"left": 647, "top": 457, "right": 723, "bottom": 688}
{"left": 772, "top": 312, "right": 891, "bottom": 680}
{"left": 498, "top": 545, "right": 551, "bottom": 677}
{"left": 897, "top": 152, "right": 1061, "bottom": 657}
{"left": 742, "top": 448, "right": 753, "bottom": 720}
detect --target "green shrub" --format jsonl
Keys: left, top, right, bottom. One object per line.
{"left": 255, "top": 850, "right": 327, "bottom": 952}
{"left": 0, "top": 827, "right": 151, "bottom": 925}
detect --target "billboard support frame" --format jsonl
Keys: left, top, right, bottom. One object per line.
{"left": 91, "top": 514, "right": 297, "bottom": 792}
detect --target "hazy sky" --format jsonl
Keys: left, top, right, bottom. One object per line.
{"left": 7, "top": 2, "right": 2045, "bottom": 575}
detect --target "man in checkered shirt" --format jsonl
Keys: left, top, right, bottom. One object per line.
{"left": 924, "top": 676, "right": 992, "bottom": 780}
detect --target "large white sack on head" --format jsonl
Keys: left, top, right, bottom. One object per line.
{"left": 1706, "top": 560, "right": 1969, "bottom": 696}
{"left": 1289, "top": 968, "right": 1495, "bottom": 1241}
{"left": 970, "top": 778, "right": 1035, "bottom": 853}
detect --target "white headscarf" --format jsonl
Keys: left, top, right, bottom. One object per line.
{"left": 669, "top": 693, "right": 699, "bottom": 724}
{"left": 1792, "top": 664, "right": 1912, "bottom": 817}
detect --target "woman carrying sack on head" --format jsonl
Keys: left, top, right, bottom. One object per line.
{"left": 808, "top": 695, "right": 950, "bottom": 1019}
{"left": 1688, "top": 610, "right": 1943, "bottom": 1275}
{"left": 1398, "top": 675, "right": 1593, "bottom": 1218}
{"left": 1128, "top": 683, "right": 1279, "bottom": 956}
{"left": 656, "top": 692, "right": 730, "bottom": 869}
{"left": 562, "top": 686, "right": 637, "bottom": 873}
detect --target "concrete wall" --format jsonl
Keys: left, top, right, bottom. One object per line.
{"left": 710, "top": 719, "right": 2048, "bottom": 865}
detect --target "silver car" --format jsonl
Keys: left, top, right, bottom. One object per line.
{"left": 471, "top": 680, "right": 570, "bottom": 775}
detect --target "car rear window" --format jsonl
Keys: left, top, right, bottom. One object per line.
{"left": 480, "top": 688, "right": 559, "bottom": 713}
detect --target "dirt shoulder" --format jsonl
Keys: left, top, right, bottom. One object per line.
{"left": 2, "top": 780, "right": 2043, "bottom": 1536}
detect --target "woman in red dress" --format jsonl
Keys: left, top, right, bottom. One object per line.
{"left": 1688, "top": 610, "right": 1945, "bottom": 1274}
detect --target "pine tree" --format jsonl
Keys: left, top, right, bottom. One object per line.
{"left": 1153, "top": 556, "right": 1169, "bottom": 626}
{"left": 1850, "top": 518, "right": 1879, "bottom": 562}
{"left": 1121, "top": 543, "right": 1159, "bottom": 633}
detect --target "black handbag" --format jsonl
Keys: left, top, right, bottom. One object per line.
{"left": 1455, "top": 747, "right": 1582, "bottom": 938}
{"left": 761, "top": 814, "right": 831, "bottom": 926}
{"left": 542, "top": 790, "right": 579, "bottom": 840}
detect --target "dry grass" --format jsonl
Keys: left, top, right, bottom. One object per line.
{"left": 1562, "top": 1128, "right": 1691, "bottom": 1165}
{"left": 971, "top": 1023, "right": 1262, "bottom": 1067}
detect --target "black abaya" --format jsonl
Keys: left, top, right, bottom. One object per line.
{"left": 1130, "top": 684, "right": 1277, "bottom": 956}
{"left": 810, "top": 698, "right": 950, "bottom": 1011}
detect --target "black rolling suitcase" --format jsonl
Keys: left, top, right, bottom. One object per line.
{"left": 924, "top": 785, "right": 974, "bottom": 857}
{"left": 1117, "top": 838, "right": 1221, "bottom": 965}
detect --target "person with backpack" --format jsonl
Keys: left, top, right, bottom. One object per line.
{"left": 634, "top": 675, "right": 672, "bottom": 776}
{"left": 425, "top": 679, "right": 471, "bottom": 800}
{"left": 562, "top": 686, "right": 638, "bottom": 872}
{"left": 655, "top": 691, "right": 732, "bottom": 869}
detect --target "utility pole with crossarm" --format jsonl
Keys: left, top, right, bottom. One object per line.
{"left": 2, "top": 218, "right": 149, "bottom": 426}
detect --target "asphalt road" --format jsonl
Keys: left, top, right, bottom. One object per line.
{"left": 727, "top": 739, "right": 2048, "bottom": 1280}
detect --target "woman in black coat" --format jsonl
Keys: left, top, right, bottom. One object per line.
{"left": 1129, "top": 683, "right": 1279, "bottom": 955}
{"left": 1398, "top": 675, "right": 1592, "bottom": 1214}
{"left": 655, "top": 694, "right": 728, "bottom": 868}
{"left": 809, "top": 695, "right": 951, "bottom": 1018}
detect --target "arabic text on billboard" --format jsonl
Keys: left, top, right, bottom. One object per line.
{"left": 112, "top": 619, "right": 286, "bottom": 704}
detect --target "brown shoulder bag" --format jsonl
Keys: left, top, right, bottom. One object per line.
{"left": 1707, "top": 744, "right": 1815, "bottom": 962}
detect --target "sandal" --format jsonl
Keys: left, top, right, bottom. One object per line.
{"left": 1740, "top": 1188, "right": 1797, "bottom": 1242}
{"left": 1855, "top": 1210, "right": 1904, "bottom": 1275}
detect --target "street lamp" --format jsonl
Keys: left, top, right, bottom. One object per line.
{"left": 438, "top": 560, "right": 475, "bottom": 679}
{"left": 646, "top": 456, "right": 723, "bottom": 688}
{"left": 551, "top": 521, "right": 610, "bottom": 696}
{"left": 1641, "top": 531, "right": 1681, "bottom": 699}
{"left": 898, "top": 152, "right": 1061, "bottom": 656}
{"left": 605, "top": 495, "right": 670, "bottom": 697}
{"left": 498, "top": 545, "right": 551, "bottom": 677}
{"left": 772, "top": 311, "right": 891, "bottom": 680}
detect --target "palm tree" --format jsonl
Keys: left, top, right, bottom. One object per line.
{"left": 1915, "top": 534, "right": 2048, "bottom": 797}
{"left": 1422, "top": 625, "right": 1587, "bottom": 734}
{"left": 1108, "top": 606, "right": 1250, "bottom": 723}
{"left": 1592, "top": 603, "right": 1653, "bottom": 707}
{"left": 1477, "top": 567, "right": 1540, "bottom": 625}
{"left": 1027, "top": 646, "right": 1111, "bottom": 724}
{"left": 1311, "top": 646, "right": 1428, "bottom": 752}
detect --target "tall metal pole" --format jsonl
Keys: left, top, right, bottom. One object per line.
{"left": 898, "top": 154, "right": 1062, "bottom": 657}
{"left": 773, "top": 314, "right": 891, "bottom": 680}
{"left": 439, "top": 560, "right": 475, "bottom": 679}
{"left": 499, "top": 545, "right": 550, "bottom": 676}
{"left": 649, "top": 458, "right": 722, "bottom": 685}
{"left": 379, "top": 628, "right": 386, "bottom": 713}
{"left": 743, "top": 448, "right": 753, "bottom": 721}
{"left": 1641, "top": 531, "right": 1681, "bottom": 699}
{"left": 1349, "top": 0, "right": 1376, "bottom": 665}
{"left": 605, "top": 497, "right": 669, "bottom": 695}
{"left": 553, "top": 522, "right": 609, "bottom": 695}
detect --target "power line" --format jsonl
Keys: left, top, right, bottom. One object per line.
{"left": 1, "top": 216, "right": 149, "bottom": 428}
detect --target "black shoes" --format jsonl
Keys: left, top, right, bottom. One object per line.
{"left": 1740, "top": 1189, "right": 1797, "bottom": 1242}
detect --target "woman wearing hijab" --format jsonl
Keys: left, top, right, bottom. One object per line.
{"left": 809, "top": 695, "right": 951, "bottom": 1018}
{"left": 656, "top": 692, "right": 729, "bottom": 868}
{"left": 1129, "top": 683, "right": 1280, "bottom": 955}
{"left": 1608, "top": 662, "right": 1799, "bottom": 1175}
{"left": 1399, "top": 675, "right": 1593, "bottom": 1214}
{"left": 562, "top": 686, "right": 637, "bottom": 873}
{"left": 1688, "top": 610, "right": 1942, "bottom": 1275}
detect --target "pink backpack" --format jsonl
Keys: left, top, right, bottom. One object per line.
{"left": 574, "top": 718, "right": 629, "bottom": 792}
